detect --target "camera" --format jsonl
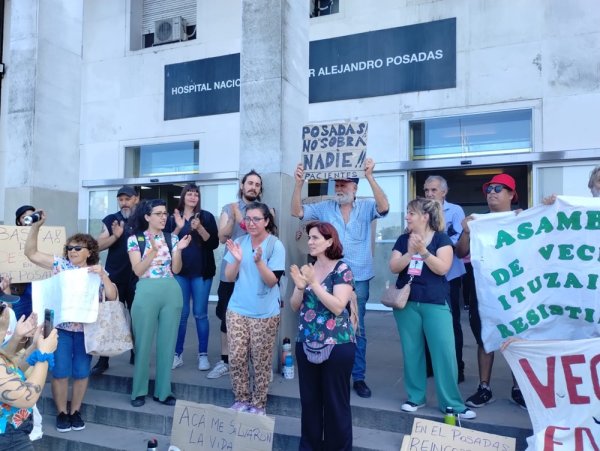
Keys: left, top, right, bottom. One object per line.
{"left": 23, "top": 211, "right": 42, "bottom": 225}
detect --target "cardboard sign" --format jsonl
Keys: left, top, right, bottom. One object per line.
{"left": 301, "top": 121, "right": 368, "bottom": 181}
{"left": 0, "top": 226, "right": 66, "bottom": 283}
{"left": 170, "top": 400, "right": 274, "bottom": 451}
{"left": 405, "top": 418, "right": 515, "bottom": 451}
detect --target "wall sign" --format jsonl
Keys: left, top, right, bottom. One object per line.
{"left": 164, "top": 53, "right": 240, "bottom": 120}
{"left": 163, "top": 19, "right": 456, "bottom": 119}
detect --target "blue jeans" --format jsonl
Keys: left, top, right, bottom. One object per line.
{"left": 351, "top": 279, "right": 370, "bottom": 382}
{"left": 174, "top": 275, "right": 213, "bottom": 355}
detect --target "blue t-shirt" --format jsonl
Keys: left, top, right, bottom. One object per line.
{"left": 224, "top": 234, "right": 285, "bottom": 318}
{"left": 392, "top": 231, "right": 452, "bottom": 305}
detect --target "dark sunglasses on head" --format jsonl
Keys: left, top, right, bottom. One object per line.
{"left": 485, "top": 185, "right": 507, "bottom": 194}
{"left": 66, "top": 245, "right": 88, "bottom": 252}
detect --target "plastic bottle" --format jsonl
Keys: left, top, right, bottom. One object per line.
{"left": 283, "top": 354, "right": 295, "bottom": 379}
{"left": 281, "top": 337, "right": 292, "bottom": 374}
{"left": 147, "top": 438, "right": 158, "bottom": 451}
{"left": 444, "top": 407, "right": 456, "bottom": 426}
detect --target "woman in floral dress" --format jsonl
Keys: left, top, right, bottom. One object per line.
{"left": 290, "top": 221, "right": 356, "bottom": 451}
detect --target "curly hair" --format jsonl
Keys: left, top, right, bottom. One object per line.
{"left": 63, "top": 233, "right": 100, "bottom": 265}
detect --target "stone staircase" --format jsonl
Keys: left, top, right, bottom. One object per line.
{"left": 31, "top": 371, "right": 531, "bottom": 450}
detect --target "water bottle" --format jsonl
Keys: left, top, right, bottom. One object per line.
{"left": 147, "top": 438, "right": 158, "bottom": 451}
{"left": 283, "top": 354, "right": 294, "bottom": 379}
{"left": 281, "top": 337, "right": 292, "bottom": 374}
{"left": 23, "top": 211, "right": 42, "bottom": 225}
{"left": 444, "top": 407, "right": 456, "bottom": 426}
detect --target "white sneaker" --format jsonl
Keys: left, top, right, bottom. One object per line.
{"left": 207, "top": 360, "right": 229, "bottom": 379}
{"left": 172, "top": 354, "right": 184, "bottom": 370}
{"left": 198, "top": 354, "right": 210, "bottom": 371}
{"left": 458, "top": 408, "right": 477, "bottom": 420}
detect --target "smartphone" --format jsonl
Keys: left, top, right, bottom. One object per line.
{"left": 44, "top": 308, "right": 54, "bottom": 338}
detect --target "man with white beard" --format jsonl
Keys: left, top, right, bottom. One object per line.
{"left": 91, "top": 185, "right": 139, "bottom": 375}
{"left": 292, "top": 158, "right": 389, "bottom": 398}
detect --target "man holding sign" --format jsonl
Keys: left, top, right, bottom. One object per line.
{"left": 292, "top": 157, "right": 389, "bottom": 398}
{"left": 456, "top": 174, "right": 526, "bottom": 410}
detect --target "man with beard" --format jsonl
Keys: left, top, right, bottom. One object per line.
{"left": 292, "top": 158, "right": 389, "bottom": 398}
{"left": 208, "top": 170, "right": 272, "bottom": 379}
{"left": 91, "top": 185, "right": 139, "bottom": 375}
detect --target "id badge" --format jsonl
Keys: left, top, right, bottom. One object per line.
{"left": 408, "top": 254, "right": 424, "bottom": 276}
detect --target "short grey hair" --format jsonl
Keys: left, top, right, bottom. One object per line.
{"left": 587, "top": 166, "right": 600, "bottom": 190}
{"left": 424, "top": 175, "right": 449, "bottom": 192}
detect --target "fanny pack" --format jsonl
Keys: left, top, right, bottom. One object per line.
{"left": 303, "top": 341, "right": 334, "bottom": 364}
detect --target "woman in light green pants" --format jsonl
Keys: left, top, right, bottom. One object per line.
{"left": 389, "top": 198, "right": 476, "bottom": 420}
{"left": 127, "top": 199, "right": 191, "bottom": 407}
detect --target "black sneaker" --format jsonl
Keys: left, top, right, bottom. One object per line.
{"left": 465, "top": 384, "right": 495, "bottom": 408}
{"left": 56, "top": 411, "right": 72, "bottom": 432}
{"left": 353, "top": 380, "right": 372, "bottom": 398}
{"left": 511, "top": 386, "right": 527, "bottom": 410}
{"left": 70, "top": 410, "right": 85, "bottom": 431}
{"left": 90, "top": 356, "right": 109, "bottom": 376}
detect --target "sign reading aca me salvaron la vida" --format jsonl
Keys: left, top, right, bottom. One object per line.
{"left": 163, "top": 18, "right": 456, "bottom": 119}
{"left": 468, "top": 196, "right": 600, "bottom": 352}
{"left": 302, "top": 121, "right": 367, "bottom": 181}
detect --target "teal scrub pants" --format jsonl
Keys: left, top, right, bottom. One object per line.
{"left": 393, "top": 301, "right": 467, "bottom": 413}
{"left": 131, "top": 277, "right": 182, "bottom": 401}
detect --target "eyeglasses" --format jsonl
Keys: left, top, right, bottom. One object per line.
{"left": 66, "top": 245, "right": 88, "bottom": 252}
{"left": 151, "top": 212, "right": 169, "bottom": 217}
{"left": 243, "top": 216, "right": 265, "bottom": 224}
{"left": 485, "top": 185, "right": 507, "bottom": 194}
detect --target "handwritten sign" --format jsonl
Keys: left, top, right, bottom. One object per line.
{"left": 406, "top": 418, "right": 515, "bottom": 451}
{"left": 170, "top": 400, "right": 274, "bottom": 451}
{"left": 32, "top": 269, "right": 101, "bottom": 325}
{"left": 302, "top": 121, "right": 368, "bottom": 181}
{"left": 0, "top": 226, "right": 66, "bottom": 283}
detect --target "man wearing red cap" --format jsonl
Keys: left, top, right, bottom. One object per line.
{"left": 456, "top": 173, "right": 526, "bottom": 410}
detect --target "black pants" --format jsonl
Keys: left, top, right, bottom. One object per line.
{"left": 296, "top": 341, "right": 355, "bottom": 451}
{"left": 449, "top": 277, "right": 464, "bottom": 372}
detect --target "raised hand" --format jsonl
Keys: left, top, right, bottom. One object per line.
{"left": 173, "top": 209, "right": 185, "bottom": 229}
{"left": 294, "top": 163, "right": 305, "bottom": 183}
{"left": 300, "top": 263, "right": 316, "bottom": 285}
{"left": 111, "top": 220, "right": 124, "bottom": 238}
{"left": 364, "top": 158, "right": 375, "bottom": 178}
{"left": 253, "top": 246, "right": 263, "bottom": 263}
{"left": 177, "top": 234, "right": 192, "bottom": 250}
{"left": 225, "top": 239, "right": 242, "bottom": 262}
{"left": 37, "top": 329, "right": 58, "bottom": 354}
{"left": 290, "top": 264, "right": 308, "bottom": 289}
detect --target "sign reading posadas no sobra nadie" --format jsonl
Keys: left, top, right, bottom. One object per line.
{"left": 301, "top": 121, "right": 368, "bottom": 181}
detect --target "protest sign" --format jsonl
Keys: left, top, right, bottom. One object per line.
{"left": 170, "top": 400, "right": 274, "bottom": 451}
{"left": 403, "top": 418, "right": 515, "bottom": 451}
{"left": 468, "top": 196, "right": 600, "bottom": 352}
{"left": 503, "top": 338, "right": 600, "bottom": 450}
{"left": 32, "top": 268, "right": 101, "bottom": 325}
{"left": 301, "top": 121, "right": 368, "bottom": 181}
{"left": 0, "top": 225, "right": 66, "bottom": 283}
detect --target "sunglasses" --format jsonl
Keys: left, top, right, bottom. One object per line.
{"left": 243, "top": 216, "right": 265, "bottom": 224}
{"left": 485, "top": 185, "right": 507, "bottom": 194}
{"left": 66, "top": 245, "right": 88, "bottom": 252}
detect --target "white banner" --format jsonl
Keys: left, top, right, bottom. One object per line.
{"left": 503, "top": 338, "right": 600, "bottom": 450}
{"left": 469, "top": 196, "right": 600, "bottom": 352}
{"left": 32, "top": 268, "right": 101, "bottom": 325}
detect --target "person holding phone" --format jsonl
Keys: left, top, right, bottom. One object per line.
{"left": 166, "top": 184, "right": 219, "bottom": 372}
{"left": 24, "top": 211, "right": 118, "bottom": 433}
{"left": 0, "top": 303, "right": 58, "bottom": 450}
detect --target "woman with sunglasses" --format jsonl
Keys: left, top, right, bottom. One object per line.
{"left": 127, "top": 199, "right": 191, "bottom": 407}
{"left": 389, "top": 198, "right": 476, "bottom": 421}
{"left": 24, "top": 211, "right": 118, "bottom": 433}
{"left": 166, "top": 184, "right": 219, "bottom": 372}
{"left": 0, "top": 303, "right": 58, "bottom": 450}
{"left": 224, "top": 201, "right": 284, "bottom": 415}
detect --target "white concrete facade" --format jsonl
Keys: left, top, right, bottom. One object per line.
{"left": 1, "top": 0, "right": 600, "bottom": 225}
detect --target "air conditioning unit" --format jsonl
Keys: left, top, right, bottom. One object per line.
{"left": 154, "top": 17, "right": 188, "bottom": 45}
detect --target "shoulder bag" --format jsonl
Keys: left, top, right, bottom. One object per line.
{"left": 84, "top": 292, "right": 133, "bottom": 357}
{"left": 381, "top": 275, "right": 414, "bottom": 310}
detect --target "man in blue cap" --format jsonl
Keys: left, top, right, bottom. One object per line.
{"left": 292, "top": 158, "right": 389, "bottom": 398}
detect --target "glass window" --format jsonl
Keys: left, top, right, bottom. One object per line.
{"left": 310, "top": 0, "right": 339, "bottom": 17}
{"left": 410, "top": 110, "right": 532, "bottom": 160}
{"left": 125, "top": 141, "right": 199, "bottom": 177}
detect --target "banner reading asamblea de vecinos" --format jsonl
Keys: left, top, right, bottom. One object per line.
{"left": 469, "top": 197, "right": 600, "bottom": 449}
{"left": 163, "top": 18, "right": 456, "bottom": 120}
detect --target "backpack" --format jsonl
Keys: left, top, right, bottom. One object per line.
{"left": 136, "top": 232, "right": 173, "bottom": 258}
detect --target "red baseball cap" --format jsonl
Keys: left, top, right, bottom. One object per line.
{"left": 482, "top": 174, "right": 518, "bottom": 203}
